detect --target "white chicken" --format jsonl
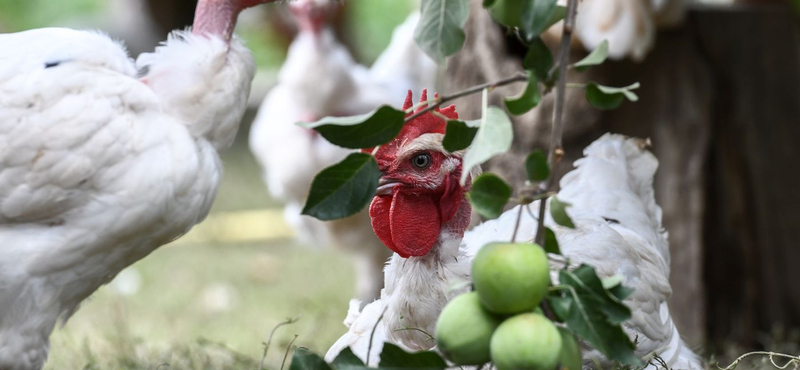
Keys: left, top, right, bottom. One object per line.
{"left": 0, "top": 0, "right": 278, "bottom": 368}
{"left": 248, "top": 1, "right": 437, "bottom": 302}
{"left": 547, "top": 0, "right": 684, "bottom": 60}
{"left": 325, "top": 91, "right": 702, "bottom": 369}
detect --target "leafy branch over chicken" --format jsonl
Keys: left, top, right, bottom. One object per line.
{"left": 293, "top": 0, "right": 700, "bottom": 369}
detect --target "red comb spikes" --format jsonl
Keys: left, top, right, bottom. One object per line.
{"left": 366, "top": 90, "right": 460, "bottom": 169}
{"left": 439, "top": 105, "right": 457, "bottom": 118}
{"left": 416, "top": 89, "right": 429, "bottom": 112}
{"left": 402, "top": 90, "right": 414, "bottom": 111}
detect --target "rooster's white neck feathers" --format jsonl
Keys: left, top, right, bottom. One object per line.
{"left": 381, "top": 198, "right": 472, "bottom": 350}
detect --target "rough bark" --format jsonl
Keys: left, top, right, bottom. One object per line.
{"left": 696, "top": 5, "right": 800, "bottom": 350}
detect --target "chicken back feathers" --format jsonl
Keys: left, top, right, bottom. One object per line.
{"left": 0, "top": 26, "right": 255, "bottom": 370}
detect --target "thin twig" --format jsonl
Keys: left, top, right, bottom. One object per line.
{"left": 534, "top": 195, "right": 548, "bottom": 246}
{"left": 716, "top": 351, "right": 800, "bottom": 370}
{"left": 535, "top": 0, "right": 579, "bottom": 245}
{"left": 366, "top": 306, "right": 388, "bottom": 367}
{"left": 280, "top": 334, "right": 299, "bottom": 370}
{"left": 525, "top": 204, "right": 540, "bottom": 222}
{"left": 540, "top": 300, "right": 558, "bottom": 322}
{"left": 511, "top": 205, "right": 524, "bottom": 243}
{"left": 404, "top": 73, "right": 528, "bottom": 123}
{"left": 547, "top": 253, "right": 571, "bottom": 268}
{"left": 259, "top": 316, "right": 301, "bottom": 370}
{"left": 405, "top": 98, "right": 441, "bottom": 113}
{"left": 393, "top": 327, "right": 436, "bottom": 342}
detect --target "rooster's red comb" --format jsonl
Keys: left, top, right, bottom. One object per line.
{"left": 366, "top": 89, "right": 459, "bottom": 168}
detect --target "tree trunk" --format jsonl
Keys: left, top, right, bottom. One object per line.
{"left": 696, "top": 5, "right": 800, "bottom": 350}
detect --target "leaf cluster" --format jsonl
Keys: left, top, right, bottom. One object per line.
{"left": 293, "top": 0, "right": 647, "bottom": 367}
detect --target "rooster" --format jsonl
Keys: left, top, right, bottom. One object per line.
{"left": 249, "top": 1, "right": 437, "bottom": 302}
{"left": 325, "top": 90, "right": 702, "bottom": 370}
{"left": 0, "top": 0, "right": 278, "bottom": 368}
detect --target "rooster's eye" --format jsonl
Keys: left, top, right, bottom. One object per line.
{"left": 412, "top": 153, "right": 432, "bottom": 169}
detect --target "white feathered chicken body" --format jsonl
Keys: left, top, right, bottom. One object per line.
{"left": 0, "top": 0, "right": 271, "bottom": 367}
{"left": 462, "top": 135, "right": 699, "bottom": 369}
{"left": 249, "top": 3, "right": 437, "bottom": 302}
{"left": 324, "top": 91, "right": 700, "bottom": 369}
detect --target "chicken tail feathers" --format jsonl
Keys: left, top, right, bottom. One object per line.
{"left": 647, "top": 324, "right": 704, "bottom": 370}
{"left": 559, "top": 133, "right": 670, "bottom": 263}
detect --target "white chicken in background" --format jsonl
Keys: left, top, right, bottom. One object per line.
{"left": 369, "top": 11, "right": 439, "bottom": 102}
{"left": 249, "top": 0, "right": 437, "bottom": 303}
{"left": 547, "top": 0, "right": 684, "bottom": 60}
{"left": 0, "top": 0, "right": 278, "bottom": 368}
{"left": 325, "top": 91, "right": 702, "bottom": 370}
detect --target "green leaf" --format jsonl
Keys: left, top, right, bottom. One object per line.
{"left": 331, "top": 347, "right": 366, "bottom": 370}
{"left": 552, "top": 265, "right": 642, "bottom": 366}
{"left": 609, "top": 283, "right": 635, "bottom": 301}
{"left": 568, "top": 266, "right": 632, "bottom": 324}
{"left": 524, "top": 149, "right": 549, "bottom": 182}
{"left": 543, "top": 227, "right": 560, "bottom": 254}
{"left": 414, "top": 0, "right": 470, "bottom": 64}
{"left": 468, "top": 173, "right": 512, "bottom": 219}
{"left": 290, "top": 347, "right": 332, "bottom": 370}
{"left": 504, "top": 71, "right": 541, "bottom": 115}
{"left": 572, "top": 40, "right": 609, "bottom": 71}
{"left": 302, "top": 153, "right": 380, "bottom": 221}
{"left": 482, "top": 0, "right": 496, "bottom": 7}
{"left": 523, "top": 38, "right": 554, "bottom": 81}
{"left": 604, "top": 276, "right": 635, "bottom": 301}
{"left": 486, "top": 0, "right": 525, "bottom": 27}
{"left": 521, "top": 0, "right": 558, "bottom": 39}
{"left": 378, "top": 343, "right": 447, "bottom": 369}
{"left": 546, "top": 5, "right": 567, "bottom": 29}
{"left": 585, "top": 82, "right": 640, "bottom": 110}
{"left": 546, "top": 295, "right": 569, "bottom": 323}
{"left": 442, "top": 120, "right": 479, "bottom": 152}
{"left": 601, "top": 275, "right": 623, "bottom": 289}
{"left": 460, "top": 89, "right": 514, "bottom": 185}
{"left": 298, "top": 106, "right": 405, "bottom": 149}
{"left": 549, "top": 197, "right": 575, "bottom": 228}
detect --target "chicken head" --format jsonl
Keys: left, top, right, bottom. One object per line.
{"left": 366, "top": 90, "right": 472, "bottom": 258}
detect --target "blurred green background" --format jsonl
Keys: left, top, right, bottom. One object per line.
{"left": 0, "top": 0, "right": 416, "bottom": 368}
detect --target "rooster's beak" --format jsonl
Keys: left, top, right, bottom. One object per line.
{"left": 376, "top": 177, "right": 401, "bottom": 196}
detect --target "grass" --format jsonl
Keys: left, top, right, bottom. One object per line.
{"left": 46, "top": 240, "right": 355, "bottom": 370}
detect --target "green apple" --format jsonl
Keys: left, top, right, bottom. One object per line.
{"left": 558, "top": 327, "right": 582, "bottom": 370}
{"left": 490, "top": 313, "right": 562, "bottom": 370}
{"left": 472, "top": 242, "right": 550, "bottom": 314}
{"left": 436, "top": 292, "right": 502, "bottom": 365}
{"left": 487, "top": 0, "right": 526, "bottom": 28}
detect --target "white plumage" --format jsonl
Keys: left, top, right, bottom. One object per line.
{"left": 326, "top": 134, "right": 702, "bottom": 369}
{"left": 249, "top": 3, "right": 437, "bottom": 302}
{"left": 551, "top": 0, "right": 684, "bottom": 60}
{"left": 0, "top": 0, "right": 269, "bottom": 367}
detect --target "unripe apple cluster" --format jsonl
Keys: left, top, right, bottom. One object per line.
{"left": 435, "top": 242, "right": 581, "bottom": 370}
